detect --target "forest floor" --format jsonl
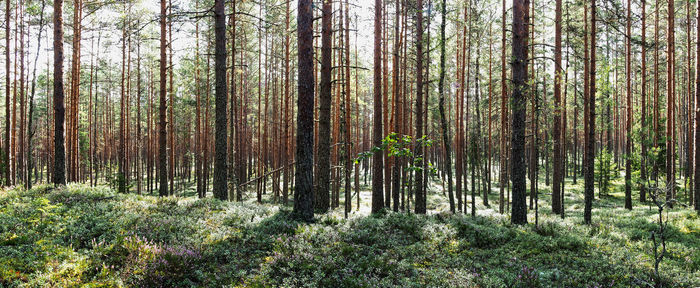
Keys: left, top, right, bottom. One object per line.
{"left": 0, "top": 174, "right": 698, "bottom": 287}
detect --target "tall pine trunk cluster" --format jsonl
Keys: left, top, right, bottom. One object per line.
{"left": 0, "top": 0, "right": 696, "bottom": 225}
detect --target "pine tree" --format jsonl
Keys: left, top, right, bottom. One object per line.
{"left": 510, "top": 0, "right": 529, "bottom": 224}
{"left": 294, "top": 0, "right": 315, "bottom": 221}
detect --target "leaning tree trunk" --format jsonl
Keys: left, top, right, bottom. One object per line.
{"left": 26, "top": 0, "right": 46, "bottom": 190}
{"left": 437, "top": 0, "right": 455, "bottom": 213}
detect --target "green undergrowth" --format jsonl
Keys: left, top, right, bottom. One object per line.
{"left": 0, "top": 183, "right": 697, "bottom": 287}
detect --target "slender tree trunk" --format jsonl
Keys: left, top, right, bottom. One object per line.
{"left": 641, "top": 0, "right": 647, "bottom": 202}
{"left": 487, "top": 23, "right": 493, "bottom": 208}
{"left": 136, "top": 39, "right": 142, "bottom": 194}
{"left": 343, "top": 0, "right": 353, "bottom": 217}
{"left": 195, "top": 8, "right": 203, "bottom": 198}
{"left": 414, "top": 0, "right": 425, "bottom": 214}
{"left": 653, "top": 0, "right": 660, "bottom": 182}
{"left": 119, "top": 6, "right": 127, "bottom": 193}
{"left": 695, "top": 0, "right": 700, "bottom": 213}
{"left": 552, "top": 0, "right": 563, "bottom": 214}
{"left": 624, "top": 0, "right": 633, "bottom": 209}
{"left": 53, "top": 0, "right": 66, "bottom": 185}
{"left": 372, "top": 0, "right": 385, "bottom": 213}
{"left": 158, "top": 0, "right": 168, "bottom": 196}
{"left": 89, "top": 35, "right": 96, "bottom": 187}
{"left": 391, "top": 0, "right": 403, "bottom": 212}
{"left": 18, "top": 0, "right": 25, "bottom": 186}
{"left": 584, "top": 0, "right": 596, "bottom": 224}
{"left": 355, "top": 21, "right": 361, "bottom": 210}
{"left": 437, "top": 0, "right": 454, "bottom": 213}
{"left": 169, "top": 0, "right": 176, "bottom": 195}
{"left": 316, "top": 0, "right": 332, "bottom": 212}
{"left": 4, "top": 0, "right": 11, "bottom": 186}
{"left": 666, "top": 0, "right": 675, "bottom": 201}
{"left": 499, "top": 0, "right": 507, "bottom": 214}
{"left": 686, "top": 0, "right": 693, "bottom": 205}
{"left": 26, "top": 0, "right": 46, "bottom": 190}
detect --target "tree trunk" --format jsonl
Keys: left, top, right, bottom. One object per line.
{"left": 4, "top": 0, "right": 10, "bottom": 186}
{"left": 294, "top": 0, "right": 315, "bottom": 221}
{"left": 52, "top": 0, "right": 66, "bottom": 185}
{"left": 119, "top": 6, "right": 127, "bottom": 193}
{"left": 499, "top": 0, "right": 507, "bottom": 214}
{"left": 666, "top": 0, "right": 675, "bottom": 201}
{"left": 316, "top": 0, "right": 332, "bottom": 212}
{"left": 27, "top": 0, "right": 46, "bottom": 190}
{"left": 18, "top": 0, "right": 25, "bottom": 186}
{"left": 195, "top": 6, "right": 203, "bottom": 198}
{"left": 552, "top": 0, "right": 563, "bottom": 214}
{"left": 653, "top": 0, "right": 660, "bottom": 182}
{"left": 414, "top": 0, "right": 425, "bottom": 214}
{"left": 437, "top": 0, "right": 454, "bottom": 213}
{"left": 213, "top": 0, "right": 228, "bottom": 200}
{"left": 283, "top": 0, "right": 290, "bottom": 204}
{"left": 641, "top": 0, "right": 647, "bottom": 202}
{"left": 584, "top": 0, "right": 596, "bottom": 224}
{"left": 624, "top": 0, "right": 632, "bottom": 210}
{"left": 391, "top": 0, "right": 403, "bottom": 212}
{"left": 510, "top": 0, "right": 529, "bottom": 224}
{"left": 372, "top": 0, "right": 385, "bottom": 213}
{"left": 158, "top": 0, "right": 168, "bottom": 196}
{"left": 695, "top": 0, "right": 700, "bottom": 213}
{"left": 343, "top": 0, "right": 353, "bottom": 217}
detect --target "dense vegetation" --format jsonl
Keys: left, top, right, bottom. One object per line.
{"left": 1, "top": 181, "right": 697, "bottom": 287}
